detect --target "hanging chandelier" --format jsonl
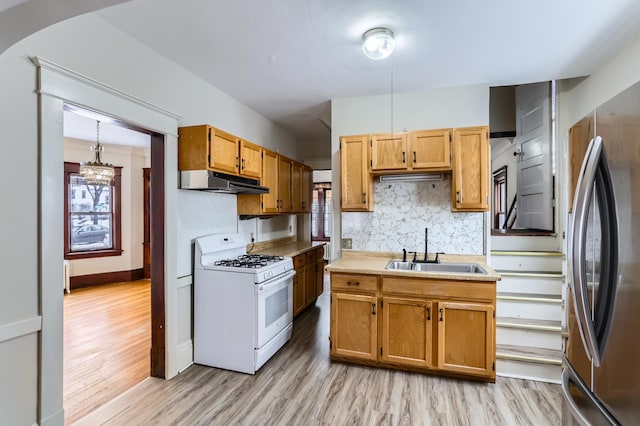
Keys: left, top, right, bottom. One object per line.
{"left": 79, "top": 120, "right": 115, "bottom": 185}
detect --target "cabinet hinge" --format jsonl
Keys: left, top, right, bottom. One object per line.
{"left": 449, "top": 133, "right": 452, "bottom": 142}
{"left": 380, "top": 300, "right": 383, "bottom": 308}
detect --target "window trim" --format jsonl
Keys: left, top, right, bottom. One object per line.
{"left": 492, "top": 165, "right": 508, "bottom": 230}
{"left": 312, "top": 183, "right": 331, "bottom": 242}
{"left": 64, "top": 161, "right": 123, "bottom": 260}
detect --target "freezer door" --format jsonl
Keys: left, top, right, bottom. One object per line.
{"left": 562, "top": 359, "right": 619, "bottom": 425}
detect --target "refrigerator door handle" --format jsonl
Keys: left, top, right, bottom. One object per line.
{"left": 571, "top": 136, "right": 602, "bottom": 365}
{"left": 561, "top": 369, "right": 592, "bottom": 426}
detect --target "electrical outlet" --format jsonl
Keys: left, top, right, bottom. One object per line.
{"left": 342, "top": 238, "right": 352, "bottom": 249}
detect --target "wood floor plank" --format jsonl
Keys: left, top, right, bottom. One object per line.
{"left": 75, "top": 275, "right": 563, "bottom": 425}
{"left": 64, "top": 279, "right": 151, "bottom": 425}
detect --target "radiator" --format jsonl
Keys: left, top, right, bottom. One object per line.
{"left": 323, "top": 242, "right": 331, "bottom": 262}
{"left": 63, "top": 260, "right": 71, "bottom": 293}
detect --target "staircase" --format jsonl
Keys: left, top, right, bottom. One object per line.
{"left": 490, "top": 251, "right": 564, "bottom": 383}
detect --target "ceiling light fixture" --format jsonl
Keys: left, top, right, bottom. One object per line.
{"left": 79, "top": 120, "right": 115, "bottom": 185}
{"left": 362, "top": 27, "right": 395, "bottom": 60}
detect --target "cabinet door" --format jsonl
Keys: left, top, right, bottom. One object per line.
{"left": 210, "top": 128, "right": 239, "bottom": 174}
{"left": 340, "top": 135, "right": 373, "bottom": 211}
{"left": 381, "top": 297, "right": 433, "bottom": 368}
{"left": 301, "top": 165, "right": 312, "bottom": 213}
{"left": 371, "top": 133, "right": 407, "bottom": 171}
{"left": 261, "top": 149, "right": 278, "bottom": 214}
{"left": 278, "top": 156, "right": 292, "bottom": 213}
{"left": 303, "top": 262, "right": 316, "bottom": 306}
{"left": 315, "top": 255, "right": 325, "bottom": 297}
{"left": 452, "top": 127, "right": 489, "bottom": 211}
{"left": 239, "top": 139, "right": 261, "bottom": 179}
{"left": 330, "top": 293, "right": 378, "bottom": 360}
{"left": 410, "top": 129, "right": 451, "bottom": 171}
{"left": 437, "top": 301, "right": 494, "bottom": 377}
{"left": 293, "top": 269, "right": 305, "bottom": 316}
{"left": 291, "top": 162, "right": 303, "bottom": 213}
{"left": 568, "top": 115, "right": 593, "bottom": 212}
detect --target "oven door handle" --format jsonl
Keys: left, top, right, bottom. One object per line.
{"left": 257, "top": 269, "right": 296, "bottom": 293}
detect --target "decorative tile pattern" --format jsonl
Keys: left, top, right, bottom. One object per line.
{"left": 342, "top": 176, "right": 484, "bottom": 255}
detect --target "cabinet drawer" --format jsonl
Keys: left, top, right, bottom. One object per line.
{"left": 331, "top": 273, "right": 377, "bottom": 293}
{"left": 382, "top": 277, "right": 495, "bottom": 302}
{"left": 293, "top": 255, "right": 305, "bottom": 270}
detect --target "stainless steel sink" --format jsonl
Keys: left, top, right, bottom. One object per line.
{"left": 385, "top": 260, "right": 488, "bottom": 274}
{"left": 412, "top": 262, "right": 488, "bottom": 274}
{"left": 385, "top": 260, "right": 414, "bottom": 270}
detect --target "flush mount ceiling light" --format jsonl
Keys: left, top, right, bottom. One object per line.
{"left": 79, "top": 120, "right": 115, "bottom": 185}
{"left": 362, "top": 27, "right": 395, "bottom": 60}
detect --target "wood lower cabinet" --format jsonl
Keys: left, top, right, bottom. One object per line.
{"left": 292, "top": 246, "right": 325, "bottom": 317}
{"left": 330, "top": 272, "right": 496, "bottom": 381}
{"left": 380, "top": 297, "right": 433, "bottom": 368}
{"left": 437, "top": 301, "right": 494, "bottom": 377}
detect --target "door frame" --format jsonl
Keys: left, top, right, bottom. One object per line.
{"left": 34, "top": 57, "right": 180, "bottom": 425}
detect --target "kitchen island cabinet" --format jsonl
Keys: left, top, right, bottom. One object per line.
{"left": 327, "top": 253, "right": 498, "bottom": 382}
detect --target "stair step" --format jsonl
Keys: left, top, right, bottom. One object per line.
{"left": 496, "top": 358, "right": 563, "bottom": 384}
{"left": 497, "top": 273, "right": 563, "bottom": 297}
{"left": 498, "top": 271, "right": 562, "bottom": 278}
{"left": 490, "top": 251, "right": 562, "bottom": 273}
{"left": 496, "top": 317, "right": 561, "bottom": 332}
{"left": 497, "top": 292, "right": 562, "bottom": 303}
{"left": 491, "top": 251, "right": 563, "bottom": 257}
{"left": 496, "top": 344, "right": 563, "bottom": 365}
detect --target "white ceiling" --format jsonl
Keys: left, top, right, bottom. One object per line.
{"left": 63, "top": 110, "right": 150, "bottom": 148}
{"left": 94, "top": 0, "right": 640, "bottom": 143}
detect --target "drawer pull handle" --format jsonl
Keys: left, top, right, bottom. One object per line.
{"left": 439, "top": 308, "right": 444, "bottom": 322}
{"left": 347, "top": 280, "right": 360, "bottom": 286}
{"left": 456, "top": 191, "right": 461, "bottom": 204}
{"left": 402, "top": 151, "right": 406, "bottom": 163}
{"left": 372, "top": 303, "right": 376, "bottom": 315}
{"left": 413, "top": 151, "right": 417, "bottom": 163}
{"left": 362, "top": 192, "right": 366, "bottom": 204}
{"left": 427, "top": 306, "right": 431, "bottom": 321}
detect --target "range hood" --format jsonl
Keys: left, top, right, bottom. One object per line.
{"left": 180, "top": 170, "right": 269, "bottom": 194}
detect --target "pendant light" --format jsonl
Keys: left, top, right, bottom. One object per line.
{"left": 79, "top": 120, "right": 115, "bottom": 185}
{"left": 362, "top": 27, "right": 395, "bottom": 60}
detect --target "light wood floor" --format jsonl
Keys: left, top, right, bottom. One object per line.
{"left": 76, "top": 276, "right": 562, "bottom": 425}
{"left": 64, "top": 279, "right": 151, "bottom": 425}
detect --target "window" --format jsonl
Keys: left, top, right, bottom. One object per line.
{"left": 492, "top": 166, "right": 508, "bottom": 230}
{"left": 64, "top": 162, "right": 123, "bottom": 259}
{"left": 311, "top": 183, "right": 331, "bottom": 241}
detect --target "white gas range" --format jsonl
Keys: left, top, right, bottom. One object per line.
{"left": 193, "top": 233, "right": 295, "bottom": 374}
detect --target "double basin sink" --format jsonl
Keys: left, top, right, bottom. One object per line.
{"left": 385, "top": 260, "right": 488, "bottom": 274}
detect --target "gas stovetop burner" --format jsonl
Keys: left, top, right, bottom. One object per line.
{"left": 213, "top": 254, "right": 286, "bottom": 269}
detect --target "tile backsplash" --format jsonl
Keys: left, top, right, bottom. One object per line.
{"left": 341, "top": 176, "right": 484, "bottom": 255}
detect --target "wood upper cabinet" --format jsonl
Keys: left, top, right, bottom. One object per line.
{"left": 330, "top": 292, "right": 378, "bottom": 360}
{"left": 211, "top": 128, "right": 240, "bottom": 174}
{"left": 239, "top": 139, "right": 261, "bottom": 179}
{"left": 341, "top": 135, "right": 373, "bottom": 211}
{"left": 291, "top": 162, "right": 312, "bottom": 213}
{"left": 568, "top": 115, "right": 593, "bottom": 212}
{"left": 277, "top": 155, "right": 292, "bottom": 213}
{"left": 437, "top": 301, "right": 494, "bottom": 377}
{"left": 381, "top": 297, "right": 433, "bottom": 368}
{"left": 411, "top": 129, "right": 452, "bottom": 171}
{"left": 452, "top": 126, "right": 489, "bottom": 211}
{"left": 371, "top": 133, "right": 408, "bottom": 171}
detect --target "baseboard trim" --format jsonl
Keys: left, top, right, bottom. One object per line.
{"left": 176, "top": 340, "right": 194, "bottom": 376}
{"left": 40, "top": 408, "right": 64, "bottom": 426}
{"left": 70, "top": 268, "right": 145, "bottom": 290}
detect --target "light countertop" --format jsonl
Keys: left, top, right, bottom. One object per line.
{"left": 326, "top": 251, "right": 501, "bottom": 282}
{"left": 253, "top": 241, "right": 325, "bottom": 258}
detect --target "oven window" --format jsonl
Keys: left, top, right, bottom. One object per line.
{"left": 265, "top": 286, "right": 289, "bottom": 327}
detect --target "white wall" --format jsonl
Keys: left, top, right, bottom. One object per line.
{"left": 64, "top": 138, "right": 148, "bottom": 277}
{"left": 331, "top": 84, "right": 490, "bottom": 260}
{"left": 0, "top": 12, "right": 297, "bottom": 425}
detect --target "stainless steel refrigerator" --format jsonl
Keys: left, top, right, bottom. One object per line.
{"left": 564, "top": 82, "right": 640, "bottom": 425}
